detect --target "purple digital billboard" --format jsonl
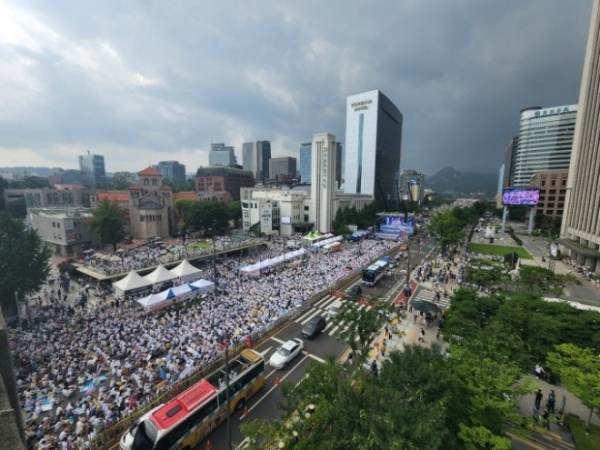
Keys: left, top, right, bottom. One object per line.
{"left": 502, "top": 188, "right": 540, "bottom": 206}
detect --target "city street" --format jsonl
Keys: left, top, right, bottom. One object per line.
{"left": 198, "top": 236, "right": 438, "bottom": 450}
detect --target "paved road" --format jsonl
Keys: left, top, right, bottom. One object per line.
{"left": 519, "top": 235, "right": 600, "bottom": 306}
{"left": 195, "top": 236, "right": 439, "bottom": 450}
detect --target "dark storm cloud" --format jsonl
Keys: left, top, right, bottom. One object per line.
{"left": 0, "top": 0, "right": 593, "bottom": 175}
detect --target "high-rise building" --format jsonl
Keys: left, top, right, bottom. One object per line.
{"left": 209, "top": 143, "right": 237, "bottom": 167}
{"left": 398, "top": 169, "right": 425, "bottom": 205}
{"left": 299, "top": 142, "right": 312, "bottom": 183}
{"left": 512, "top": 105, "right": 577, "bottom": 187}
{"left": 269, "top": 157, "right": 297, "bottom": 180}
{"left": 335, "top": 142, "right": 343, "bottom": 189}
{"left": 242, "top": 140, "right": 271, "bottom": 184}
{"left": 503, "top": 137, "right": 519, "bottom": 188}
{"left": 156, "top": 161, "right": 186, "bottom": 183}
{"left": 78, "top": 151, "right": 106, "bottom": 185}
{"left": 343, "top": 90, "right": 403, "bottom": 207}
{"left": 311, "top": 133, "right": 338, "bottom": 233}
{"left": 560, "top": 0, "right": 600, "bottom": 273}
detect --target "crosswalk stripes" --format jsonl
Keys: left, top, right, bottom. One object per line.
{"left": 296, "top": 294, "right": 373, "bottom": 337}
{"left": 413, "top": 287, "right": 451, "bottom": 310}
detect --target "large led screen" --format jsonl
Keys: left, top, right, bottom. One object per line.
{"left": 502, "top": 188, "right": 540, "bottom": 206}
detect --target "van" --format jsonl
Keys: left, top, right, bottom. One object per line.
{"left": 328, "top": 300, "right": 343, "bottom": 318}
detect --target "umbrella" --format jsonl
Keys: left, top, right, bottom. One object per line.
{"left": 410, "top": 299, "right": 441, "bottom": 315}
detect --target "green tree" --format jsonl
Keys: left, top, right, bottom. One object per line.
{"left": 9, "top": 176, "right": 52, "bottom": 189}
{"left": 242, "top": 346, "right": 455, "bottom": 450}
{"left": 0, "top": 212, "right": 51, "bottom": 317}
{"left": 227, "top": 200, "right": 242, "bottom": 228}
{"left": 87, "top": 199, "right": 125, "bottom": 251}
{"left": 0, "top": 176, "right": 9, "bottom": 211}
{"left": 547, "top": 343, "right": 600, "bottom": 428}
{"left": 332, "top": 295, "right": 391, "bottom": 366}
{"left": 6, "top": 197, "right": 27, "bottom": 218}
{"left": 427, "top": 209, "right": 464, "bottom": 253}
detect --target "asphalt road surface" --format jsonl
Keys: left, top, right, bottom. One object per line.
{"left": 196, "top": 236, "right": 438, "bottom": 450}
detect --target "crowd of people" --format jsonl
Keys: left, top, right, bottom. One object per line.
{"left": 11, "top": 236, "right": 394, "bottom": 450}
{"left": 82, "top": 237, "right": 261, "bottom": 276}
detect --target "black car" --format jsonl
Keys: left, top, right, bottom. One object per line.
{"left": 345, "top": 285, "right": 363, "bottom": 299}
{"left": 302, "top": 315, "right": 326, "bottom": 339}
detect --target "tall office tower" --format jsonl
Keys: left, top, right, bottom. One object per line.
{"left": 78, "top": 151, "right": 106, "bottom": 185}
{"left": 242, "top": 140, "right": 271, "bottom": 184}
{"left": 344, "top": 90, "right": 403, "bottom": 207}
{"left": 398, "top": 169, "right": 426, "bottom": 205}
{"left": 269, "top": 157, "right": 297, "bottom": 180}
{"left": 335, "top": 142, "right": 343, "bottom": 189}
{"left": 503, "top": 137, "right": 519, "bottom": 188}
{"left": 155, "top": 161, "right": 186, "bottom": 183}
{"left": 561, "top": 0, "right": 600, "bottom": 273}
{"left": 299, "top": 142, "right": 312, "bottom": 183}
{"left": 512, "top": 105, "right": 577, "bottom": 187}
{"left": 311, "top": 133, "right": 337, "bottom": 233}
{"left": 209, "top": 143, "right": 237, "bottom": 166}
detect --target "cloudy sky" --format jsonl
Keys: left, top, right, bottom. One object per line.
{"left": 0, "top": 0, "right": 593, "bottom": 176}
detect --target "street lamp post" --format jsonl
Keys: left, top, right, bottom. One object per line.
{"left": 14, "top": 291, "right": 21, "bottom": 329}
{"left": 224, "top": 340, "right": 232, "bottom": 450}
{"left": 211, "top": 220, "right": 217, "bottom": 287}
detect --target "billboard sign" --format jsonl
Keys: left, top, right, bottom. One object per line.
{"left": 502, "top": 188, "right": 540, "bottom": 206}
{"left": 260, "top": 203, "right": 272, "bottom": 234}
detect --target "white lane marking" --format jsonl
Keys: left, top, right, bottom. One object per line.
{"left": 299, "top": 309, "right": 321, "bottom": 325}
{"left": 240, "top": 354, "right": 310, "bottom": 420}
{"left": 303, "top": 351, "right": 325, "bottom": 363}
{"left": 257, "top": 346, "right": 273, "bottom": 357}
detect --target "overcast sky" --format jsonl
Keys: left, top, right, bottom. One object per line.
{"left": 0, "top": 0, "right": 593, "bottom": 176}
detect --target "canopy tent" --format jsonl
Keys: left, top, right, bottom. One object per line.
{"left": 302, "top": 231, "right": 324, "bottom": 242}
{"left": 143, "top": 265, "right": 178, "bottom": 285}
{"left": 189, "top": 279, "right": 215, "bottom": 296}
{"left": 113, "top": 271, "right": 152, "bottom": 295}
{"left": 137, "top": 289, "right": 176, "bottom": 312}
{"left": 239, "top": 248, "right": 307, "bottom": 273}
{"left": 311, "top": 235, "right": 343, "bottom": 248}
{"left": 169, "top": 260, "right": 202, "bottom": 284}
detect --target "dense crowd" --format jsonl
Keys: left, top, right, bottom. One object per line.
{"left": 11, "top": 237, "right": 394, "bottom": 450}
{"left": 82, "top": 237, "right": 261, "bottom": 276}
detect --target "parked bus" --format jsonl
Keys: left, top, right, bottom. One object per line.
{"left": 120, "top": 348, "right": 265, "bottom": 450}
{"left": 361, "top": 258, "right": 390, "bottom": 287}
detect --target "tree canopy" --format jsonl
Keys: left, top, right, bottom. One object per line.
{"left": 86, "top": 199, "right": 125, "bottom": 250}
{"left": 547, "top": 343, "right": 600, "bottom": 428}
{"left": 427, "top": 209, "right": 465, "bottom": 253}
{"left": 174, "top": 199, "right": 230, "bottom": 234}
{"left": 0, "top": 212, "right": 51, "bottom": 317}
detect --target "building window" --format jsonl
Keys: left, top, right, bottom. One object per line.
{"left": 152, "top": 178, "right": 158, "bottom": 186}
{"left": 144, "top": 179, "right": 149, "bottom": 186}
{"left": 551, "top": 180, "right": 556, "bottom": 186}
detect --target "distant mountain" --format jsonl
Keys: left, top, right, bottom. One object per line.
{"left": 424, "top": 166, "right": 497, "bottom": 197}
{"left": 0, "top": 167, "right": 57, "bottom": 177}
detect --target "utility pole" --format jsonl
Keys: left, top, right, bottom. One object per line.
{"left": 224, "top": 341, "right": 232, "bottom": 450}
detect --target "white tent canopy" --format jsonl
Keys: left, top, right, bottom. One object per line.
{"left": 169, "top": 260, "right": 202, "bottom": 283}
{"left": 240, "top": 248, "right": 306, "bottom": 273}
{"left": 137, "top": 290, "right": 176, "bottom": 312}
{"left": 312, "top": 235, "right": 343, "bottom": 248}
{"left": 113, "top": 271, "right": 152, "bottom": 295}
{"left": 189, "top": 279, "right": 216, "bottom": 295}
{"left": 143, "top": 265, "right": 178, "bottom": 285}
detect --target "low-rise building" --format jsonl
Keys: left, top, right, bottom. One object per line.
{"left": 28, "top": 207, "right": 101, "bottom": 256}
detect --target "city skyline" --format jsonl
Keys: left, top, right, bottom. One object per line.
{"left": 0, "top": 0, "right": 592, "bottom": 175}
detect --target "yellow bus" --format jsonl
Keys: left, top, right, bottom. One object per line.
{"left": 119, "top": 348, "right": 265, "bottom": 450}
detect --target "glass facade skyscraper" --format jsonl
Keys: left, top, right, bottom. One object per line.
{"left": 512, "top": 105, "right": 577, "bottom": 187}
{"left": 344, "top": 90, "right": 402, "bottom": 206}
{"left": 299, "top": 142, "right": 312, "bottom": 183}
{"left": 78, "top": 152, "right": 106, "bottom": 186}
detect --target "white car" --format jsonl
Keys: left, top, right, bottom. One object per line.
{"left": 269, "top": 338, "right": 304, "bottom": 370}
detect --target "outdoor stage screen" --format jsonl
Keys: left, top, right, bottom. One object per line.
{"left": 502, "top": 188, "right": 540, "bottom": 206}
{"left": 378, "top": 214, "right": 415, "bottom": 238}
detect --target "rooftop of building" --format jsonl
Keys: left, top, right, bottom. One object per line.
{"left": 138, "top": 166, "right": 163, "bottom": 177}
{"left": 98, "top": 191, "right": 129, "bottom": 202}
{"left": 195, "top": 166, "right": 254, "bottom": 177}
{"left": 28, "top": 207, "right": 94, "bottom": 218}
{"left": 172, "top": 191, "right": 199, "bottom": 201}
